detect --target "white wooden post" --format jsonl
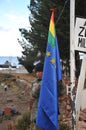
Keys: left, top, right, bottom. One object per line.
{"left": 70, "top": 0, "right": 76, "bottom": 130}
{"left": 75, "top": 54, "right": 86, "bottom": 127}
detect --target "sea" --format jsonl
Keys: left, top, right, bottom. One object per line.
{"left": 0, "top": 56, "right": 20, "bottom": 67}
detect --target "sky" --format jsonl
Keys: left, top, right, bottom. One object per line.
{"left": 0, "top": 0, "right": 30, "bottom": 56}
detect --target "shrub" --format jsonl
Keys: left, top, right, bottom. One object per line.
{"left": 59, "top": 123, "right": 71, "bottom": 130}
{"left": 16, "top": 111, "right": 31, "bottom": 130}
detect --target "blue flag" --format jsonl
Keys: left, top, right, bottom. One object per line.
{"left": 36, "top": 10, "right": 62, "bottom": 130}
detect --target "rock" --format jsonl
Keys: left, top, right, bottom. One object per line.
{"left": 4, "top": 107, "right": 12, "bottom": 115}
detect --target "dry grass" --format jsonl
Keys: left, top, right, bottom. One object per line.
{"left": 0, "top": 73, "right": 36, "bottom": 130}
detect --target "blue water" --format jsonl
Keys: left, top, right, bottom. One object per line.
{"left": 0, "top": 56, "right": 20, "bottom": 67}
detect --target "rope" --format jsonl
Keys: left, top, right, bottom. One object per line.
{"left": 56, "top": 0, "right": 69, "bottom": 24}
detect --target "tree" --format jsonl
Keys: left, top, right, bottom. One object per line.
{"left": 19, "top": 0, "right": 86, "bottom": 75}
{"left": 18, "top": 0, "right": 70, "bottom": 73}
{"left": 28, "top": 0, "right": 70, "bottom": 60}
{"left": 76, "top": 0, "right": 86, "bottom": 17}
{"left": 17, "top": 30, "right": 40, "bottom": 73}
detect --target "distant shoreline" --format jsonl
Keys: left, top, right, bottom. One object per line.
{"left": 0, "top": 56, "right": 19, "bottom": 67}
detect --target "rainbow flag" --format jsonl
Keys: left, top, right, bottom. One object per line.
{"left": 36, "top": 10, "right": 62, "bottom": 130}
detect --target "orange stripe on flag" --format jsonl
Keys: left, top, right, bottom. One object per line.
{"left": 49, "top": 11, "right": 55, "bottom": 37}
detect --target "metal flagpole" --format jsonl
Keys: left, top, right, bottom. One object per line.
{"left": 70, "top": 0, "right": 76, "bottom": 130}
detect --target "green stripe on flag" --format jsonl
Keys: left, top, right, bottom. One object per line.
{"left": 48, "top": 31, "right": 55, "bottom": 47}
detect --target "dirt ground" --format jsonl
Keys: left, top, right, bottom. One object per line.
{"left": 0, "top": 73, "right": 36, "bottom": 130}
{"left": 0, "top": 73, "right": 73, "bottom": 130}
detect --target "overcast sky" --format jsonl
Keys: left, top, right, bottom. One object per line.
{"left": 0, "top": 0, "right": 30, "bottom": 56}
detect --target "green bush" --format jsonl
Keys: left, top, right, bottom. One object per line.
{"left": 0, "top": 117, "right": 3, "bottom": 123}
{"left": 59, "top": 123, "right": 71, "bottom": 130}
{"left": 16, "top": 111, "right": 31, "bottom": 130}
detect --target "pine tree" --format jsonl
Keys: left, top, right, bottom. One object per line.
{"left": 19, "top": 0, "right": 70, "bottom": 73}
{"left": 18, "top": 0, "right": 86, "bottom": 75}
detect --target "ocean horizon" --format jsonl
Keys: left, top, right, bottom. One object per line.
{"left": 0, "top": 56, "right": 20, "bottom": 67}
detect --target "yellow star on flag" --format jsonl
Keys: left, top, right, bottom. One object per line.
{"left": 46, "top": 52, "right": 51, "bottom": 56}
{"left": 50, "top": 58, "right": 55, "bottom": 64}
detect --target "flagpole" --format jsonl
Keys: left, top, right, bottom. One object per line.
{"left": 70, "top": 0, "right": 76, "bottom": 130}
